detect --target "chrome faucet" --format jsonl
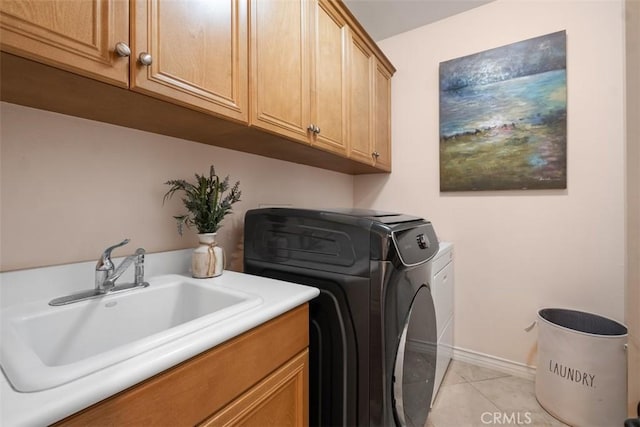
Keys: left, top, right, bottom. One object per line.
{"left": 95, "top": 238, "right": 129, "bottom": 291}
{"left": 95, "top": 239, "right": 146, "bottom": 292}
{"left": 49, "top": 239, "right": 150, "bottom": 306}
{"left": 104, "top": 247, "right": 146, "bottom": 289}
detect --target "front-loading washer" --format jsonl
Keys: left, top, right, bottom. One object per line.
{"left": 244, "top": 208, "right": 439, "bottom": 427}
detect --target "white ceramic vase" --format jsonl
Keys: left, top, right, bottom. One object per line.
{"left": 192, "top": 233, "right": 225, "bottom": 278}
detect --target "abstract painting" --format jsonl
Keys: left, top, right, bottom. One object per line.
{"left": 439, "top": 31, "right": 567, "bottom": 191}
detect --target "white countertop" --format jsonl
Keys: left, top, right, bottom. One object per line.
{"left": 0, "top": 269, "right": 319, "bottom": 426}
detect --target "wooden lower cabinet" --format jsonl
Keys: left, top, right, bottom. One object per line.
{"left": 202, "top": 350, "right": 308, "bottom": 427}
{"left": 56, "top": 304, "right": 309, "bottom": 427}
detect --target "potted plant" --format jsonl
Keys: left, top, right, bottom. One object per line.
{"left": 163, "top": 165, "right": 241, "bottom": 278}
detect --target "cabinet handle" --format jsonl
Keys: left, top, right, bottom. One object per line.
{"left": 114, "top": 42, "right": 131, "bottom": 57}
{"left": 138, "top": 52, "right": 153, "bottom": 66}
{"left": 307, "top": 125, "right": 321, "bottom": 134}
{"left": 372, "top": 151, "right": 380, "bottom": 159}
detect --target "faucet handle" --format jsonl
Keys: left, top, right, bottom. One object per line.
{"left": 97, "top": 238, "right": 130, "bottom": 271}
{"left": 134, "top": 248, "right": 146, "bottom": 285}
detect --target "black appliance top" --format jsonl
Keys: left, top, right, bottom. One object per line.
{"left": 319, "top": 208, "right": 424, "bottom": 225}
{"left": 244, "top": 208, "right": 439, "bottom": 273}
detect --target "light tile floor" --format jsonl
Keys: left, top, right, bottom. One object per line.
{"left": 426, "top": 360, "right": 569, "bottom": 427}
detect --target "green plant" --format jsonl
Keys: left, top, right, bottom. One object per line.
{"left": 163, "top": 165, "right": 241, "bottom": 235}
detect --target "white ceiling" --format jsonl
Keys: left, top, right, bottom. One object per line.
{"left": 343, "top": 0, "right": 494, "bottom": 41}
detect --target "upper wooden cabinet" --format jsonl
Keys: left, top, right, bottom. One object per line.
{"left": 310, "top": 0, "right": 348, "bottom": 155}
{"left": 1, "top": 0, "right": 395, "bottom": 174}
{"left": 373, "top": 62, "right": 392, "bottom": 171}
{"left": 346, "top": 31, "right": 392, "bottom": 171}
{"left": 1, "top": 0, "right": 248, "bottom": 122}
{"left": 132, "top": 0, "right": 248, "bottom": 122}
{"left": 250, "top": 0, "right": 349, "bottom": 155}
{"left": 0, "top": 0, "right": 129, "bottom": 87}
{"left": 250, "top": 0, "right": 311, "bottom": 141}
{"left": 347, "top": 29, "right": 375, "bottom": 165}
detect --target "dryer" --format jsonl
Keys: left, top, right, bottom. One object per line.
{"left": 244, "top": 208, "right": 439, "bottom": 427}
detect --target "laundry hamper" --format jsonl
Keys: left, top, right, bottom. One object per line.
{"left": 535, "top": 308, "right": 628, "bottom": 427}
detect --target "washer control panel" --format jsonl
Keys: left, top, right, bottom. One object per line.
{"left": 392, "top": 223, "right": 439, "bottom": 266}
{"left": 416, "top": 233, "right": 430, "bottom": 250}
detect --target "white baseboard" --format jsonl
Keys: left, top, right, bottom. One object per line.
{"left": 452, "top": 346, "right": 537, "bottom": 381}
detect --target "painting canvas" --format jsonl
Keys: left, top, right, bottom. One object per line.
{"left": 439, "top": 31, "right": 567, "bottom": 191}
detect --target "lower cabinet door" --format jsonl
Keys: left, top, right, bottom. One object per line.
{"left": 201, "top": 349, "right": 309, "bottom": 427}
{"left": 54, "top": 305, "right": 309, "bottom": 427}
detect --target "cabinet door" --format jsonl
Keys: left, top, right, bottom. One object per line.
{"left": 310, "top": 0, "right": 348, "bottom": 155}
{"left": 201, "top": 350, "right": 309, "bottom": 427}
{"left": 132, "top": 0, "right": 248, "bottom": 122}
{"left": 56, "top": 305, "right": 309, "bottom": 427}
{"left": 347, "top": 30, "right": 375, "bottom": 165}
{"left": 373, "top": 62, "right": 392, "bottom": 171}
{"left": 0, "top": 0, "right": 129, "bottom": 87}
{"left": 250, "top": 0, "right": 311, "bottom": 142}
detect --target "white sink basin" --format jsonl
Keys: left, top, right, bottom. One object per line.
{"left": 0, "top": 274, "right": 262, "bottom": 392}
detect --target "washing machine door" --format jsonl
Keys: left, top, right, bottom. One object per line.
{"left": 392, "top": 285, "right": 437, "bottom": 427}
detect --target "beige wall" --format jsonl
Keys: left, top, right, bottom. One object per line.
{"left": 0, "top": 102, "right": 354, "bottom": 272}
{"left": 626, "top": 0, "right": 640, "bottom": 416}
{"left": 355, "top": 0, "right": 627, "bottom": 367}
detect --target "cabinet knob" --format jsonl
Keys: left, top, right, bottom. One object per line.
{"left": 308, "top": 124, "right": 318, "bottom": 134}
{"left": 307, "top": 125, "right": 321, "bottom": 134}
{"left": 138, "top": 52, "right": 153, "bottom": 66}
{"left": 372, "top": 151, "right": 380, "bottom": 159}
{"left": 114, "top": 42, "right": 131, "bottom": 57}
